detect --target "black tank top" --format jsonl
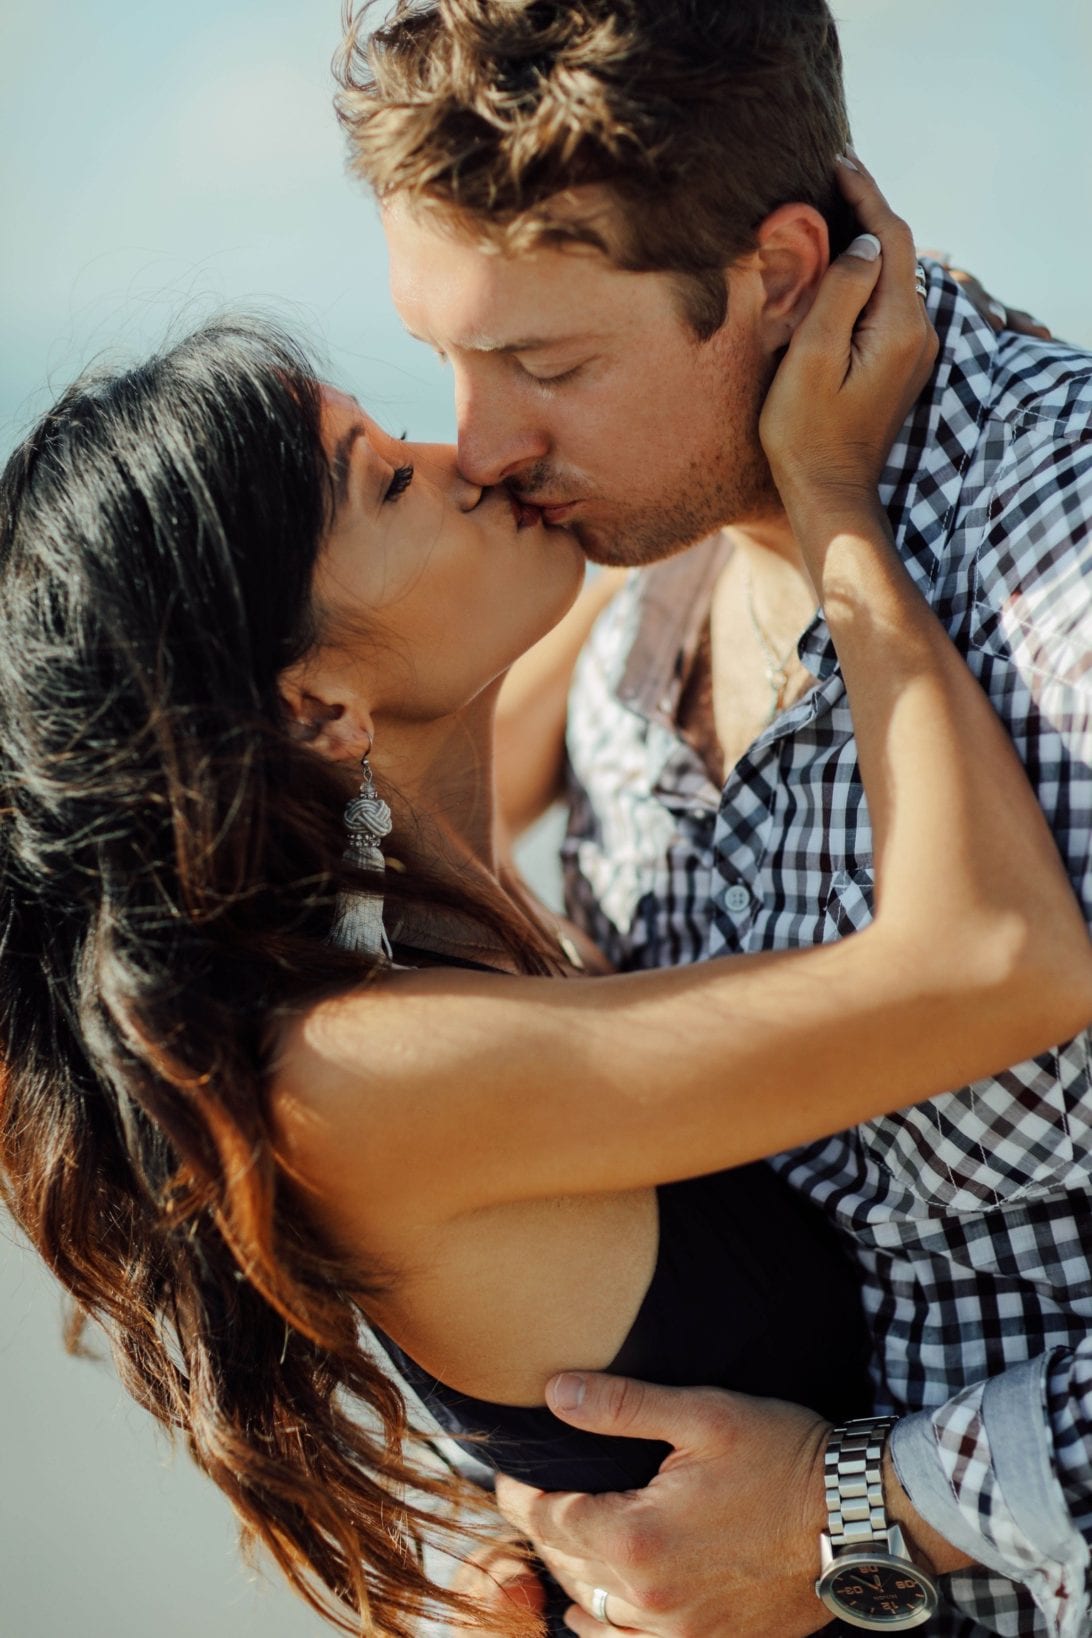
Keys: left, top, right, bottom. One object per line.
{"left": 373, "top": 1163, "right": 869, "bottom": 1492}
{"left": 380, "top": 948, "right": 871, "bottom": 1629}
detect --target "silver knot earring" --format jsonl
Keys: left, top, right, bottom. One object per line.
{"left": 329, "top": 750, "right": 394, "bottom": 960}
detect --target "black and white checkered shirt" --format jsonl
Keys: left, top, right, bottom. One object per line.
{"left": 562, "top": 267, "right": 1092, "bottom": 1638}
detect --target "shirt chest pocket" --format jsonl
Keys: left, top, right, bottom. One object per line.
{"left": 823, "top": 868, "right": 1083, "bottom": 1211}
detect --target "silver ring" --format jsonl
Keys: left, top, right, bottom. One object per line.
{"left": 914, "top": 264, "right": 928, "bottom": 301}
{"left": 591, "top": 1586, "right": 615, "bottom": 1625}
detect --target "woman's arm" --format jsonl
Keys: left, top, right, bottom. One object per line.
{"left": 494, "top": 566, "right": 627, "bottom": 841}
{"left": 274, "top": 170, "right": 1092, "bottom": 1219}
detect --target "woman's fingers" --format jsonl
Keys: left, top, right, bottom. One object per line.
{"left": 947, "top": 269, "right": 1052, "bottom": 338}
{"left": 759, "top": 160, "right": 937, "bottom": 496}
{"left": 829, "top": 154, "right": 936, "bottom": 385}
{"left": 787, "top": 231, "right": 884, "bottom": 365}
{"left": 835, "top": 149, "right": 908, "bottom": 246}
{"left": 835, "top": 150, "right": 919, "bottom": 314}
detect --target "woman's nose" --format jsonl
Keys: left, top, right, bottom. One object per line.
{"left": 411, "top": 442, "right": 484, "bottom": 511}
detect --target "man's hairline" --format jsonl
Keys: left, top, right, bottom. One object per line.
{"left": 381, "top": 187, "right": 744, "bottom": 346}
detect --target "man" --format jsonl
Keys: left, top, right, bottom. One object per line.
{"left": 335, "top": 3, "right": 1092, "bottom": 1633}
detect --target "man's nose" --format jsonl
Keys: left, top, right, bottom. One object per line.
{"left": 455, "top": 377, "right": 550, "bottom": 490}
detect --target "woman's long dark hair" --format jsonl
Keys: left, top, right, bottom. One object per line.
{"left": 0, "top": 321, "right": 546, "bottom": 1635}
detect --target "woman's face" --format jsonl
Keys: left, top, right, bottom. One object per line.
{"left": 308, "top": 389, "right": 586, "bottom": 722}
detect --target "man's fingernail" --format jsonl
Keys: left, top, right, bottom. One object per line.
{"left": 846, "top": 233, "right": 882, "bottom": 262}
{"left": 549, "top": 1372, "right": 587, "bottom": 1412}
{"left": 837, "top": 152, "right": 859, "bottom": 172}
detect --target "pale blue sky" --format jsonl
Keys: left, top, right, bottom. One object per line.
{"left": 2, "top": 0, "right": 1090, "bottom": 461}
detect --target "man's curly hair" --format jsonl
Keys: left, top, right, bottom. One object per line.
{"left": 335, "top": 0, "right": 852, "bottom": 337}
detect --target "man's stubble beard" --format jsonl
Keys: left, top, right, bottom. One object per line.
{"left": 572, "top": 347, "right": 783, "bottom": 569}
{"left": 574, "top": 441, "right": 781, "bottom": 567}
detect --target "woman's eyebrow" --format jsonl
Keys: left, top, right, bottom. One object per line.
{"left": 330, "top": 423, "right": 368, "bottom": 507}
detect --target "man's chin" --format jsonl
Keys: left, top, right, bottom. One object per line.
{"left": 573, "top": 514, "right": 721, "bottom": 570}
{"left": 574, "top": 470, "right": 784, "bottom": 567}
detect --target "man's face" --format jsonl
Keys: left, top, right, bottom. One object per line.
{"left": 384, "top": 196, "right": 782, "bottom": 566}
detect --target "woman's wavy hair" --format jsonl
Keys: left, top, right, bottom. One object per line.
{"left": 335, "top": 0, "right": 854, "bottom": 338}
{"left": 0, "top": 320, "right": 550, "bottom": 1635}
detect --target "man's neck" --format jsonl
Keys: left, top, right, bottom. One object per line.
{"left": 677, "top": 513, "right": 819, "bottom": 784}
{"left": 724, "top": 505, "right": 811, "bottom": 583}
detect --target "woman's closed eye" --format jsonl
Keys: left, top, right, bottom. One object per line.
{"left": 384, "top": 464, "right": 415, "bottom": 503}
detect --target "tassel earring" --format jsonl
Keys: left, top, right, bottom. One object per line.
{"left": 329, "top": 749, "right": 393, "bottom": 960}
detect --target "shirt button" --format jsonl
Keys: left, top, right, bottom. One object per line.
{"left": 724, "top": 885, "right": 751, "bottom": 914}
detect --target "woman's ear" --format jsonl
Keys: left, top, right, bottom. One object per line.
{"left": 279, "top": 672, "right": 375, "bottom": 764}
{"left": 752, "top": 202, "right": 831, "bottom": 349}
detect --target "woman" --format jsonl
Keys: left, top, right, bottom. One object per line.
{"left": 0, "top": 166, "right": 1088, "bottom": 1638}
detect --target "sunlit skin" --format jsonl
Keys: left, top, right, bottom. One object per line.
{"left": 383, "top": 190, "right": 827, "bottom": 568}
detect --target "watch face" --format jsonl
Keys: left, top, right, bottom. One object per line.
{"left": 829, "top": 1560, "right": 933, "bottom": 1625}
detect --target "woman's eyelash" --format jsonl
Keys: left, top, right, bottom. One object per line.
{"left": 384, "top": 464, "right": 415, "bottom": 503}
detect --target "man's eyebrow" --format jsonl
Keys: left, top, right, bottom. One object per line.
{"left": 406, "top": 329, "right": 599, "bottom": 355}
{"left": 330, "top": 424, "right": 368, "bottom": 507}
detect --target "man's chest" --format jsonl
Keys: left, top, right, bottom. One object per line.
{"left": 569, "top": 572, "right": 871, "bottom": 972}
{"left": 564, "top": 551, "right": 1091, "bottom": 1228}
{"left": 564, "top": 637, "right": 873, "bottom": 975}
{"left": 702, "top": 552, "right": 821, "bottom": 779}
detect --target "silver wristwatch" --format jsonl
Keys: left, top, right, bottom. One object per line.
{"left": 815, "top": 1416, "right": 939, "bottom": 1631}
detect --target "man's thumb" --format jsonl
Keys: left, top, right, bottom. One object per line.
{"left": 545, "top": 1371, "right": 705, "bottom": 1445}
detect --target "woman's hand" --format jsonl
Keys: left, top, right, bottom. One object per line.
{"left": 760, "top": 154, "right": 938, "bottom": 513}
{"left": 923, "top": 253, "right": 1051, "bottom": 340}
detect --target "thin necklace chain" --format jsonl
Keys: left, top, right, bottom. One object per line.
{"left": 742, "top": 565, "right": 817, "bottom": 726}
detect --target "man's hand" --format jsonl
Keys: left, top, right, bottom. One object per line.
{"left": 450, "top": 1538, "right": 548, "bottom": 1633}
{"left": 495, "top": 1372, "right": 836, "bottom": 1637}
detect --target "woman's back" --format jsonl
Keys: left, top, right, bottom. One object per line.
{"left": 370, "top": 1164, "right": 870, "bottom": 1494}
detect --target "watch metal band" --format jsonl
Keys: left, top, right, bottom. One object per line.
{"left": 824, "top": 1415, "right": 897, "bottom": 1548}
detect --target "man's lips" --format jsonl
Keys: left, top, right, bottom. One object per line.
{"left": 514, "top": 495, "right": 577, "bottom": 525}
{"left": 508, "top": 493, "right": 545, "bottom": 530}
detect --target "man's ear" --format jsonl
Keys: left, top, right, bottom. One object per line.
{"left": 279, "top": 671, "right": 375, "bottom": 765}
{"left": 751, "top": 203, "right": 831, "bottom": 350}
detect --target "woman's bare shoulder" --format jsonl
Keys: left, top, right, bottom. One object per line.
{"left": 268, "top": 979, "right": 424, "bottom": 1211}
{"left": 267, "top": 967, "right": 520, "bottom": 1229}
{"left": 267, "top": 981, "right": 660, "bottom": 1404}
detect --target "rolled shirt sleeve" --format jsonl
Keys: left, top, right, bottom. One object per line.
{"left": 891, "top": 1351, "right": 1092, "bottom": 1637}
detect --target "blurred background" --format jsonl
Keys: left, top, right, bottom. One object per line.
{"left": 1, "top": 2, "right": 1090, "bottom": 1635}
